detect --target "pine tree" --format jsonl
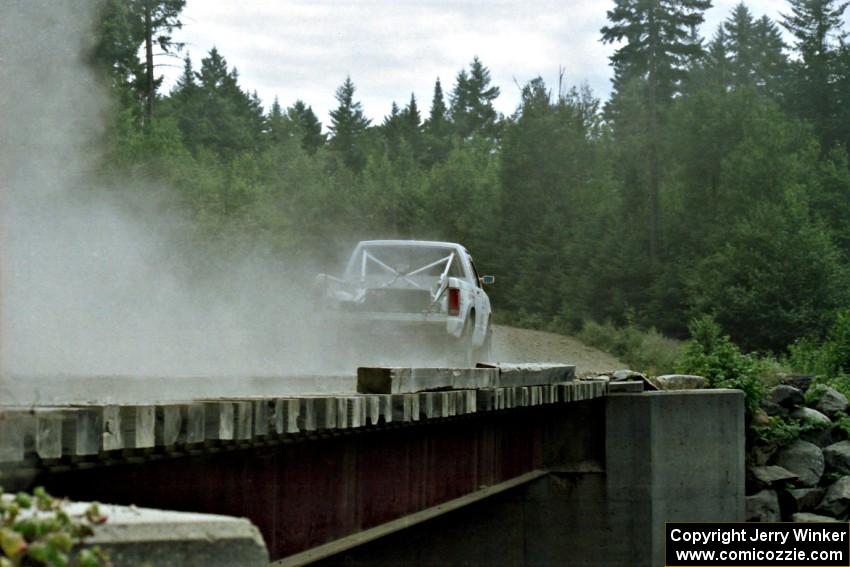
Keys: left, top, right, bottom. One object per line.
{"left": 287, "top": 100, "right": 325, "bottom": 154}
{"left": 601, "top": 0, "right": 711, "bottom": 262}
{"left": 95, "top": 0, "right": 185, "bottom": 123}
{"left": 167, "top": 53, "right": 202, "bottom": 144}
{"left": 720, "top": 5, "right": 788, "bottom": 97}
{"left": 705, "top": 26, "right": 731, "bottom": 92}
{"left": 751, "top": 16, "right": 788, "bottom": 98}
{"left": 93, "top": 0, "right": 146, "bottom": 111}
{"left": 427, "top": 78, "right": 448, "bottom": 125}
{"left": 190, "top": 47, "right": 265, "bottom": 156}
{"left": 268, "top": 97, "right": 288, "bottom": 144}
{"left": 382, "top": 101, "right": 403, "bottom": 155}
{"left": 328, "top": 76, "right": 371, "bottom": 172}
{"left": 782, "top": 0, "right": 849, "bottom": 150}
{"left": 450, "top": 57, "right": 501, "bottom": 140}
{"left": 725, "top": 3, "right": 756, "bottom": 88}
{"left": 134, "top": 0, "right": 186, "bottom": 123}
{"left": 400, "top": 94, "right": 421, "bottom": 137}
{"left": 423, "top": 78, "right": 452, "bottom": 165}
{"left": 399, "top": 93, "right": 423, "bottom": 158}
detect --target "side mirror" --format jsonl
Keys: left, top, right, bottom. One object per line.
{"left": 480, "top": 275, "right": 495, "bottom": 285}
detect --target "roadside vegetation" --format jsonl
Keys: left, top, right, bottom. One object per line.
{"left": 0, "top": 487, "right": 107, "bottom": 567}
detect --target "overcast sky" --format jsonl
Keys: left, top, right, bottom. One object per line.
{"left": 160, "top": 0, "right": 839, "bottom": 127}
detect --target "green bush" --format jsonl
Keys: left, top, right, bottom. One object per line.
{"left": 787, "top": 336, "right": 834, "bottom": 377}
{"left": 787, "top": 310, "right": 850, "bottom": 400}
{"left": 676, "top": 315, "right": 766, "bottom": 413}
{"left": 753, "top": 415, "right": 810, "bottom": 447}
{"left": 0, "top": 487, "right": 108, "bottom": 567}
{"left": 834, "top": 412, "right": 850, "bottom": 438}
{"left": 578, "top": 320, "right": 682, "bottom": 375}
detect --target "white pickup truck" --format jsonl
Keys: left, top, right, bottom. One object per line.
{"left": 316, "top": 240, "right": 494, "bottom": 365}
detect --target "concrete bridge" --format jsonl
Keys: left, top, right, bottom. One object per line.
{"left": 0, "top": 366, "right": 744, "bottom": 566}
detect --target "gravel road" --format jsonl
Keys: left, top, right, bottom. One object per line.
{"left": 491, "top": 324, "right": 624, "bottom": 376}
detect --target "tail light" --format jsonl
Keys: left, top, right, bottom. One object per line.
{"left": 448, "top": 287, "right": 460, "bottom": 316}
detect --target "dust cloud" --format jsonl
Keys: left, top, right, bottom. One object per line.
{"left": 0, "top": 2, "right": 365, "bottom": 405}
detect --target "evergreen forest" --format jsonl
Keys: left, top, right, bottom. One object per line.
{"left": 92, "top": 0, "right": 850, "bottom": 363}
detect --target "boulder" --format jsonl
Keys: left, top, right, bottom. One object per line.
{"left": 792, "top": 512, "right": 839, "bottom": 523}
{"left": 654, "top": 374, "right": 706, "bottom": 390}
{"left": 612, "top": 370, "right": 645, "bottom": 382}
{"left": 813, "top": 386, "right": 850, "bottom": 417}
{"left": 824, "top": 441, "right": 850, "bottom": 474}
{"left": 746, "top": 490, "right": 781, "bottom": 522}
{"left": 750, "top": 442, "right": 778, "bottom": 467}
{"left": 760, "top": 399, "right": 787, "bottom": 417}
{"left": 801, "top": 426, "right": 837, "bottom": 448}
{"left": 782, "top": 375, "right": 815, "bottom": 392}
{"left": 748, "top": 465, "right": 798, "bottom": 490}
{"left": 751, "top": 409, "right": 770, "bottom": 427}
{"left": 791, "top": 407, "right": 832, "bottom": 429}
{"left": 818, "top": 476, "right": 850, "bottom": 517}
{"left": 770, "top": 385, "right": 804, "bottom": 408}
{"left": 785, "top": 488, "right": 825, "bottom": 513}
{"left": 774, "top": 440, "right": 824, "bottom": 487}
{"left": 610, "top": 369, "right": 658, "bottom": 391}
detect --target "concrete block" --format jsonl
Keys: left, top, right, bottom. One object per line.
{"left": 102, "top": 406, "right": 123, "bottom": 451}
{"left": 32, "top": 411, "right": 64, "bottom": 459}
{"left": 55, "top": 408, "right": 101, "bottom": 457}
{"left": 66, "top": 502, "right": 269, "bottom": 567}
{"left": 606, "top": 390, "right": 746, "bottom": 566}
{"left": 556, "top": 383, "right": 569, "bottom": 403}
{"left": 337, "top": 397, "right": 349, "bottom": 429}
{"left": 278, "top": 399, "right": 300, "bottom": 434}
{"left": 181, "top": 404, "right": 205, "bottom": 444}
{"left": 204, "top": 402, "right": 234, "bottom": 441}
{"left": 252, "top": 401, "right": 269, "bottom": 437}
{"left": 233, "top": 402, "right": 252, "bottom": 440}
{"left": 454, "top": 391, "right": 466, "bottom": 414}
{"left": 0, "top": 412, "right": 26, "bottom": 462}
{"left": 298, "top": 398, "right": 316, "bottom": 432}
{"left": 270, "top": 400, "right": 284, "bottom": 435}
{"left": 2, "top": 375, "right": 357, "bottom": 405}
{"left": 439, "top": 392, "right": 451, "bottom": 418}
{"left": 476, "top": 389, "right": 494, "bottom": 411}
{"left": 155, "top": 406, "right": 182, "bottom": 447}
{"left": 409, "top": 393, "right": 420, "bottom": 421}
{"left": 465, "top": 390, "right": 477, "bottom": 413}
{"left": 609, "top": 381, "right": 643, "bottom": 393}
{"left": 519, "top": 387, "right": 530, "bottom": 407}
{"left": 119, "top": 406, "right": 155, "bottom": 449}
{"left": 419, "top": 393, "right": 435, "bottom": 419}
{"left": 364, "top": 395, "right": 381, "bottom": 425}
{"left": 358, "top": 367, "right": 498, "bottom": 394}
{"left": 378, "top": 395, "right": 392, "bottom": 423}
{"left": 478, "top": 363, "right": 576, "bottom": 387}
{"left": 345, "top": 397, "right": 364, "bottom": 428}
{"left": 391, "top": 394, "right": 412, "bottom": 422}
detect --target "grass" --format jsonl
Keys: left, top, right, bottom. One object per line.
{"left": 577, "top": 320, "right": 683, "bottom": 376}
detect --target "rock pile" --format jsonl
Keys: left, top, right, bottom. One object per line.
{"left": 747, "top": 381, "right": 850, "bottom": 522}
